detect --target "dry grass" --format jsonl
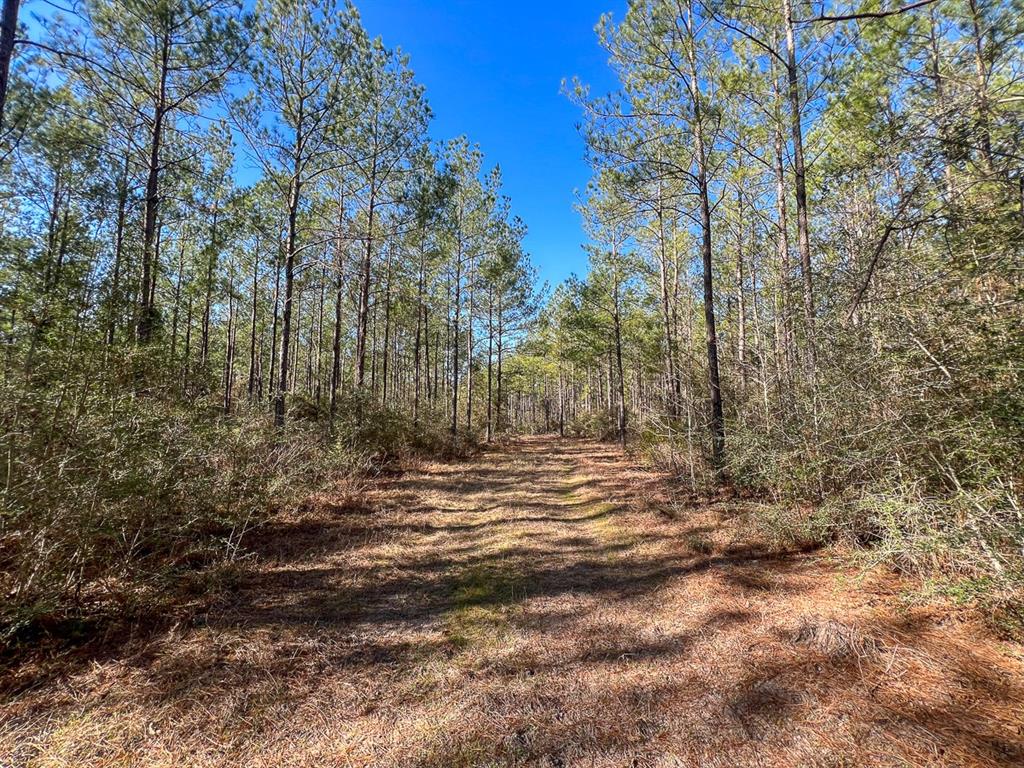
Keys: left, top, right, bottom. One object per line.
{"left": 2, "top": 436, "right": 1023, "bottom": 766}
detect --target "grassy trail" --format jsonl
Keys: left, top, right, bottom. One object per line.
{"left": 3, "top": 437, "right": 1023, "bottom": 767}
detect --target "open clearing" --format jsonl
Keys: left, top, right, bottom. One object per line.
{"left": 2, "top": 436, "right": 1023, "bottom": 767}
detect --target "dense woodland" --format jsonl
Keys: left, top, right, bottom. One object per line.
{"left": 0, "top": 0, "right": 541, "bottom": 638}
{"left": 511, "top": 0, "right": 1023, "bottom": 607}
{"left": 0, "top": 0, "right": 1021, "bottom": 644}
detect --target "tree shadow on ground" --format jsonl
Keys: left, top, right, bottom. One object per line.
{"left": 2, "top": 436, "right": 1022, "bottom": 768}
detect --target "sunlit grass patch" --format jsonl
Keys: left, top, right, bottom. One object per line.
{"left": 585, "top": 501, "right": 618, "bottom": 523}
{"left": 682, "top": 530, "right": 714, "bottom": 555}
{"left": 445, "top": 560, "right": 524, "bottom": 651}
{"left": 586, "top": 501, "right": 634, "bottom": 551}
{"left": 559, "top": 475, "right": 594, "bottom": 498}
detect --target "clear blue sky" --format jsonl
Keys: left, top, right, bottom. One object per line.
{"left": 358, "top": 1, "right": 623, "bottom": 288}
{"left": 23, "top": 0, "right": 621, "bottom": 286}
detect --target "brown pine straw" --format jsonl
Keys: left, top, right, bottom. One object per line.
{"left": 2, "top": 436, "right": 1022, "bottom": 767}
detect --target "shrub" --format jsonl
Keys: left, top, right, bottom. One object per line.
{"left": 565, "top": 410, "right": 617, "bottom": 441}
{"left": 332, "top": 392, "right": 475, "bottom": 463}
{"left": 745, "top": 482, "right": 1023, "bottom": 587}
{"left": 0, "top": 380, "right": 354, "bottom": 648}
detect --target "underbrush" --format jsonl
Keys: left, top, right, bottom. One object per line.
{"left": 0, "top": 379, "right": 473, "bottom": 655}
{"left": 628, "top": 407, "right": 1024, "bottom": 638}
{"left": 564, "top": 410, "right": 619, "bottom": 442}
{"left": 2, "top": 390, "right": 338, "bottom": 652}
{"left": 717, "top": 484, "right": 1021, "bottom": 639}
{"left": 332, "top": 393, "right": 478, "bottom": 462}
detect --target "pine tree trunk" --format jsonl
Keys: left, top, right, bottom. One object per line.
{"left": 413, "top": 232, "right": 426, "bottom": 426}
{"left": 782, "top": 0, "right": 816, "bottom": 375}
{"left": 355, "top": 178, "right": 376, "bottom": 394}
{"left": 381, "top": 245, "right": 394, "bottom": 407}
{"left": 450, "top": 237, "right": 462, "bottom": 438}
{"left": 736, "top": 184, "right": 747, "bottom": 391}
{"left": 486, "top": 285, "right": 493, "bottom": 442}
{"left": 967, "top": 0, "right": 993, "bottom": 171}
{"left": 269, "top": 237, "right": 282, "bottom": 410}
{"left": 201, "top": 206, "right": 218, "bottom": 369}
{"left": 247, "top": 243, "right": 260, "bottom": 403}
{"left": 613, "top": 274, "right": 627, "bottom": 447}
{"left": 772, "top": 67, "right": 795, "bottom": 385}
{"left": 170, "top": 240, "right": 185, "bottom": 364}
{"left": 315, "top": 264, "right": 325, "bottom": 404}
{"left": 657, "top": 194, "right": 680, "bottom": 417}
{"left": 223, "top": 263, "right": 235, "bottom": 414}
{"left": 330, "top": 202, "right": 345, "bottom": 427}
{"left": 274, "top": 176, "right": 300, "bottom": 428}
{"left": 686, "top": 0, "right": 725, "bottom": 466}
{"left": 496, "top": 296, "right": 503, "bottom": 435}
{"left": 465, "top": 254, "right": 474, "bottom": 432}
{"left": 0, "top": 0, "right": 21, "bottom": 131}
{"left": 137, "top": 29, "right": 170, "bottom": 344}
{"left": 106, "top": 152, "right": 130, "bottom": 346}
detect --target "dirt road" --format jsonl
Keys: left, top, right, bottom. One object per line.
{"left": 3, "top": 437, "right": 1023, "bottom": 766}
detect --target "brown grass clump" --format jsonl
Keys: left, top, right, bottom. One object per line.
{"left": 2, "top": 436, "right": 1023, "bottom": 767}
{"left": 791, "top": 616, "right": 881, "bottom": 660}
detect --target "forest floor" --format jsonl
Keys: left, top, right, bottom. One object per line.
{"left": 2, "top": 436, "right": 1024, "bottom": 767}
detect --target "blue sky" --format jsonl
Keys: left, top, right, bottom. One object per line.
{"left": 358, "top": 1, "right": 624, "bottom": 288}
{"left": 22, "top": 0, "right": 622, "bottom": 286}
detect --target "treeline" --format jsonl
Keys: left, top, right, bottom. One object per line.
{"left": 0, "top": 0, "right": 537, "bottom": 639}
{"left": 510, "top": 0, "right": 1023, "bottom": 588}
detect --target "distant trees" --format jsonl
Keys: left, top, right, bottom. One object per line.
{"left": 564, "top": 0, "right": 730, "bottom": 463}
{"left": 347, "top": 38, "right": 429, "bottom": 403}
{"left": 0, "top": 0, "right": 544, "bottom": 435}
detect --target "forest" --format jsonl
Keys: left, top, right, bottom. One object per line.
{"left": 1, "top": 0, "right": 546, "bottom": 637}
{"left": 523, "top": 0, "right": 1023, "bottom": 606}
{"left": 0, "top": 0, "right": 1023, "bottom": 765}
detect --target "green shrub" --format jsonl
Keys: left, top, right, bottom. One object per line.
{"left": 0, "top": 380, "right": 355, "bottom": 647}
{"left": 745, "top": 482, "right": 1023, "bottom": 587}
{"left": 566, "top": 410, "right": 617, "bottom": 441}
{"left": 332, "top": 392, "right": 475, "bottom": 463}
